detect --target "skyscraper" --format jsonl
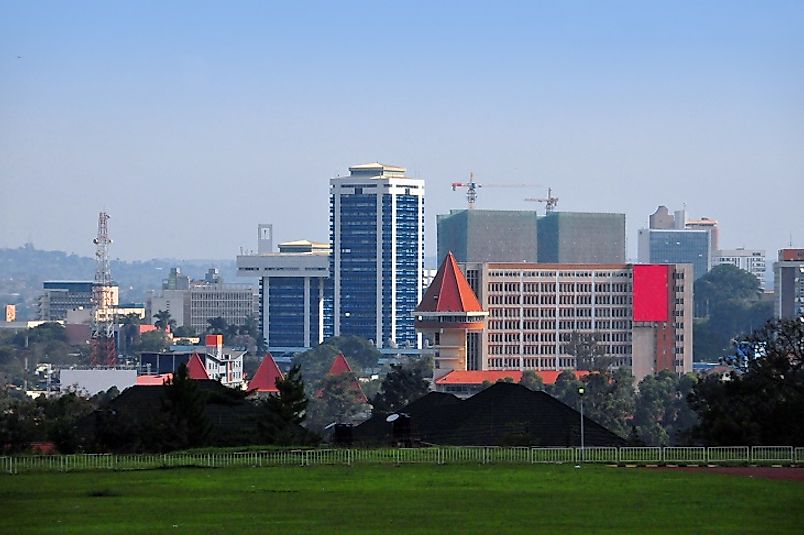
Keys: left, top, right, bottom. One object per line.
{"left": 638, "top": 206, "right": 713, "bottom": 281}
{"left": 774, "top": 248, "right": 804, "bottom": 319}
{"left": 328, "top": 163, "right": 425, "bottom": 348}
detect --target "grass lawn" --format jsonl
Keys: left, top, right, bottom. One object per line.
{"left": 2, "top": 464, "right": 802, "bottom": 534}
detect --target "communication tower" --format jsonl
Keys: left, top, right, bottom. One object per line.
{"left": 89, "top": 212, "right": 117, "bottom": 366}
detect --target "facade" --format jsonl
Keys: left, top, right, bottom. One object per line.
{"left": 714, "top": 248, "right": 767, "bottom": 290}
{"left": 638, "top": 228, "right": 711, "bottom": 281}
{"left": 39, "top": 281, "right": 119, "bottom": 321}
{"left": 416, "top": 256, "right": 693, "bottom": 383}
{"left": 328, "top": 163, "right": 425, "bottom": 349}
{"left": 774, "top": 248, "right": 804, "bottom": 319}
{"left": 436, "top": 209, "right": 625, "bottom": 266}
{"left": 237, "top": 238, "right": 330, "bottom": 352}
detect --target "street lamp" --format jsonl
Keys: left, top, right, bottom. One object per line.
{"left": 578, "top": 386, "right": 585, "bottom": 463}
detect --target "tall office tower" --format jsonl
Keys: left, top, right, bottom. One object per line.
{"left": 328, "top": 163, "right": 425, "bottom": 348}
{"left": 437, "top": 209, "right": 539, "bottom": 264}
{"left": 774, "top": 249, "right": 804, "bottom": 319}
{"left": 237, "top": 238, "right": 330, "bottom": 352}
{"left": 537, "top": 212, "right": 626, "bottom": 263}
{"left": 638, "top": 206, "right": 713, "bottom": 281}
{"left": 714, "top": 248, "right": 767, "bottom": 290}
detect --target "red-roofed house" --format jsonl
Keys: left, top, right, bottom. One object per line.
{"left": 247, "top": 354, "right": 284, "bottom": 394}
{"left": 186, "top": 353, "right": 210, "bottom": 380}
{"left": 413, "top": 252, "right": 488, "bottom": 379}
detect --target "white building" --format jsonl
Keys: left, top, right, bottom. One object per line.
{"left": 714, "top": 248, "right": 767, "bottom": 290}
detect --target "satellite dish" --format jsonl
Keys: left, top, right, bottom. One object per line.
{"left": 386, "top": 414, "right": 400, "bottom": 423}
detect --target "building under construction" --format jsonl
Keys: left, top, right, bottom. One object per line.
{"left": 437, "top": 209, "right": 625, "bottom": 265}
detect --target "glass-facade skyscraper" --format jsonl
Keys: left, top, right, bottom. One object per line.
{"left": 326, "top": 163, "right": 425, "bottom": 348}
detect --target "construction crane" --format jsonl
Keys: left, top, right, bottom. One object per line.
{"left": 451, "top": 173, "right": 538, "bottom": 209}
{"left": 89, "top": 211, "right": 117, "bottom": 367}
{"left": 524, "top": 187, "right": 559, "bottom": 214}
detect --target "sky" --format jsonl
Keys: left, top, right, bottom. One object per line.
{"left": 1, "top": 1, "right": 803, "bottom": 265}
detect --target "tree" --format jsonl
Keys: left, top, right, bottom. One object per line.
{"left": 305, "top": 372, "right": 370, "bottom": 433}
{"left": 634, "top": 371, "right": 698, "bottom": 446}
{"left": 131, "top": 330, "right": 169, "bottom": 353}
{"left": 693, "top": 265, "right": 774, "bottom": 360}
{"left": 40, "top": 392, "right": 94, "bottom": 453}
{"left": 153, "top": 309, "right": 176, "bottom": 332}
{"left": 324, "top": 336, "right": 381, "bottom": 370}
{"left": 549, "top": 370, "right": 585, "bottom": 407}
{"left": 172, "top": 325, "right": 196, "bottom": 338}
{"left": 206, "top": 316, "right": 230, "bottom": 335}
{"left": 581, "top": 368, "right": 634, "bottom": 438}
{"left": 371, "top": 361, "right": 430, "bottom": 413}
{"left": 259, "top": 364, "right": 312, "bottom": 445}
{"left": 520, "top": 370, "right": 545, "bottom": 391}
{"left": 688, "top": 318, "right": 804, "bottom": 445}
{"left": 159, "top": 363, "right": 211, "bottom": 451}
{"left": 563, "top": 331, "right": 612, "bottom": 371}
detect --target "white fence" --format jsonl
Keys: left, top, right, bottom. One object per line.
{"left": 1, "top": 446, "right": 801, "bottom": 474}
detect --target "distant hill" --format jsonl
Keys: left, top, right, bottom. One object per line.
{"left": 0, "top": 244, "right": 249, "bottom": 321}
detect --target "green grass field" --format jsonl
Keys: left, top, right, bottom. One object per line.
{"left": 2, "top": 464, "right": 802, "bottom": 534}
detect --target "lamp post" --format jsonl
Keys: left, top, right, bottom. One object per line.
{"left": 578, "top": 386, "right": 585, "bottom": 463}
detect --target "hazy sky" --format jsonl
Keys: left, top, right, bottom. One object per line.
{"left": 1, "top": 1, "right": 802, "bottom": 263}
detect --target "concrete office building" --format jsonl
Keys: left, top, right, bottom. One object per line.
{"left": 714, "top": 248, "right": 767, "bottom": 290}
{"left": 328, "top": 163, "right": 425, "bottom": 349}
{"left": 237, "top": 237, "right": 329, "bottom": 352}
{"left": 39, "top": 281, "right": 119, "bottom": 321}
{"left": 774, "top": 248, "right": 804, "bottom": 319}
{"left": 147, "top": 271, "right": 257, "bottom": 335}
{"left": 436, "top": 209, "right": 625, "bottom": 265}
{"left": 415, "top": 256, "right": 693, "bottom": 383}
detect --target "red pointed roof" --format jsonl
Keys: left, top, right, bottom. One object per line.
{"left": 320, "top": 352, "right": 368, "bottom": 403}
{"left": 248, "top": 353, "right": 283, "bottom": 393}
{"left": 186, "top": 353, "right": 210, "bottom": 380}
{"left": 328, "top": 352, "right": 353, "bottom": 375}
{"left": 416, "top": 251, "right": 483, "bottom": 313}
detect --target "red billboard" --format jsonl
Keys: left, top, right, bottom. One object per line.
{"left": 633, "top": 265, "right": 670, "bottom": 322}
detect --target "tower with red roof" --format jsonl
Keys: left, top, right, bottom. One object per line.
{"left": 413, "top": 251, "right": 488, "bottom": 378}
{"left": 324, "top": 352, "right": 368, "bottom": 403}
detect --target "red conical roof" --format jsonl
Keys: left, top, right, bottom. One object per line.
{"left": 328, "top": 352, "right": 353, "bottom": 375}
{"left": 186, "top": 353, "right": 210, "bottom": 380}
{"left": 248, "top": 353, "right": 283, "bottom": 393}
{"left": 416, "top": 251, "right": 483, "bottom": 313}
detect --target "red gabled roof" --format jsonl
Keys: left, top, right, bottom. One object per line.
{"left": 435, "top": 370, "right": 590, "bottom": 386}
{"left": 416, "top": 251, "right": 483, "bottom": 313}
{"left": 248, "top": 353, "right": 283, "bottom": 393}
{"left": 328, "top": 352, "right": 353, "bottom": 375}
{"left": 186, "top": 353, "right": 210, "bottom": 380}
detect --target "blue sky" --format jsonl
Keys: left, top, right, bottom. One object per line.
{"left": 1, "top": 1, "right": 802, "bottom": 264}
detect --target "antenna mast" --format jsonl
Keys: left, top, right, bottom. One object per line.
{"left": 90, "top": 212, "right": 117, "bottom": 366}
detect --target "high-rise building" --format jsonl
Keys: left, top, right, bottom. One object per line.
{"left": 774, "top": 249, "right": 804, "bottom": 319}
{"left": 415, "top": 256, "right": 693, "bottom": 383}
{"left": 237, "top": 238, "right": 329, "bottom": 352}
{"left": 328, "top": 163, "right": 425, "bottom": 348}
{"left": 714, "top": 248, "right": 767, "bottom": 290}
{"left": 638, "top": 206, "right": 714, "bottom": 281}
